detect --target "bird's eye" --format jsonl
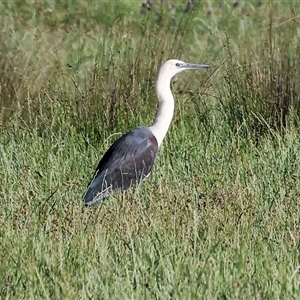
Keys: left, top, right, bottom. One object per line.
{"left": 175, "top": 63, "right": 180, "bottom": 67}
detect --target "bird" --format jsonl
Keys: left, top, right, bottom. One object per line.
{"left": 83, "top": 59, "right": 209, "bottom": 205}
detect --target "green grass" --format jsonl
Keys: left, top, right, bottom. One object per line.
{"left": 1, "top": 1, "right": 300, "bottom": 299}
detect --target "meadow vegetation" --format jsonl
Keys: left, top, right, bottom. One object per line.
{"left": 1, "top": 1, "right": 300, "bottom": 298}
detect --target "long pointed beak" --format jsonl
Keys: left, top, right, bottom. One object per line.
{"left": 182, "top": 63, "right": 210, "bottom": 69}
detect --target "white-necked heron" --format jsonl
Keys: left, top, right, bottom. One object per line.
{"left": 83, "top": 59, "right": 209, "bottom": 205}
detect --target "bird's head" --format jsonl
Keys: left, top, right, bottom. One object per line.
{"left": 158, "top": 59, "right": 210, "bottom": 79}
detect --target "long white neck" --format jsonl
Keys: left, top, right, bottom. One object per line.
{"left": 149, "top": 73, "right": 174, "bottom": 147}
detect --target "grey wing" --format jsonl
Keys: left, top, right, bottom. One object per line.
{"left": 83, "top": 131, "right": 158, "bottom": 205}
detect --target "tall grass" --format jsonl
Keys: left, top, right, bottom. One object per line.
{"left": 1, "top": 1, "right": 300, "bottom": 298}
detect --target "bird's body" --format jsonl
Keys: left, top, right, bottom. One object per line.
{"left": 83, "top": 59, "right": 209, "bottom": 205}
{"left": 83, "top": 126, "right": 158, "bottom": 205}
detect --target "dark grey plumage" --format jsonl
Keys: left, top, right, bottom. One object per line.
{"left": 83, "top": 126, "right": 158, "bottom": 205}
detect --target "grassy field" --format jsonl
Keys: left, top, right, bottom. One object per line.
{"left": 1, "top": 1, "right": 300, "bottom": 299}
